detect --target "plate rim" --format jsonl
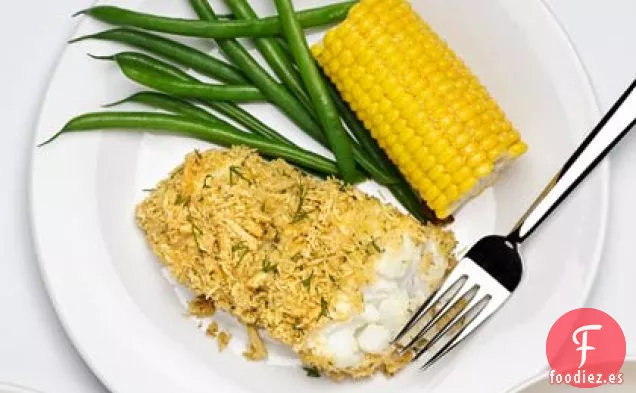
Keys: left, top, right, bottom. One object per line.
{"left": 27, "top": 0, "right": 609, "bottom": 392}
{"left": 508, "top": 357, "right": 636, "bottom": 392}
{"left": 535, "top": 0, "right": 607, "bottom": 309}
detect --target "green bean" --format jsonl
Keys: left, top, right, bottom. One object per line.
{"left": 39, "top": 112, "right": 348, "bottom": 177}
{"left": 104, "top": 91, "right": 230, "bottom": 126}
{"left": 105, "top": 92, "right": 299, "bottom": 149}
{"left": 76, "top": 2, "right": 356, "bottom": 39}
{"left": 97, "top": 51, "right": 292, "bottom": 145}
{"left": 97, "top": 53, "right": 264, "bottom": 102}
{"left": 275, "top": 0, "right": 357, "bottom": 183}
{"left": 202, "top": 101, "right": 292, "bottom": 145}
{"left": 98, "top": 51, "right": 191, "bottom": 80}
{"left": 71, "top": 28, "right": 248, "bottom": 84}
{"left": 216, "top": 13, "right": 235, "bottom": 20}
{"left": 224, "top": 0, "right": 314, "bottom": 114}
{"left": 188, "top": 0, "right": 318, "bottom": 147}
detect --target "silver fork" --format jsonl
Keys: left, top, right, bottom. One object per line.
{"left": 393, "top": 78, "right": 636, "bottom": 369}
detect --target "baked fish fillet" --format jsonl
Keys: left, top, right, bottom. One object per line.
{"left": 136, "top": 147, "right": 456, "bottom": 380}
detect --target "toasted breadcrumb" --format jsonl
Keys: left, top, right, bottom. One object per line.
{"left": 188, "top": 295, "right": 216, "bottom": 317}
{"left": 206, "top": 321, "right": 219, "bottom": 338}
{"left": 243, "top": 325, "right": 268, "bottom": 361}
{"left": 218, "top": 331, "right": 231, "bottom": 352}
{"left": 136, "top": 147, "right": 455, "bottom": 379}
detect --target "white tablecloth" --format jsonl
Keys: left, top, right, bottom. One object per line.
{"left": 1, "top": 1, "right": 634, "bottom": 392}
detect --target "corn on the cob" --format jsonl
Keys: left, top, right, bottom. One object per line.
{"left": 312, "top": 0, "right": 527, "bottom": 218}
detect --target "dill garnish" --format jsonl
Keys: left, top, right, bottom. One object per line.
{"left": 318, "top": 297, "right": 330, "bottom": 320}
{"left": 291, "top": 183, "right": 312, "bottom": 223}
{"left": 369, "top": 238, "right": 383, "bottom": 253}
{"left": 231, "top": 242, "right": 247, "bottom": 255}
{"left": 175, "top": 194, "right": 191, "bottom": 206}
{"left": 302, "top": 271, "right": 313, "bottom": 290}
{"left": 229, "top": 165, "right": 251, "bottom": 186}
{"left": 142, "top": 188, "right": 155, "bottom": 192}
{"left": 186, "top": 215, "right": 205, "bottom": 254}
{"left": 302, "top": 366, "right": 321, "bottom": 378}
{"left": 231, "top": 242, "right": 249, "bottom": 266}
{"left": 262, "top": 256, "right": 278, "bottom": 274}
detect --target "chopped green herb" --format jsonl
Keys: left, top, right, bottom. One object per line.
{"left": 175, "top": 194, "right": 191, "bottom": 206}
{"left": 229, "top": 165, "right": 251, "bottom": 186}
{"left": 186, "top": 214, "right": 205, "bottom": 254}
{"left": 370, "top": 239, "right": 383, "bottom": 253}
{"left": 231, "top": 242, "right": 249, "bottom": 266}
{"left": 302, "top": 366, "right": 321, "bottom": 378}
{"left": 291, "top": 183, "right": 313, "bottom": 223}
{"left": 236, "top": 249, "right": 249, "bottom": 266}
{"left": 318, "top": 297, "right": 330, "bottom": 320}
{"left": 302, "top": 271, "right": 314, "bottom": 290}
{"left": 262, "top": 256, "right": 278, "bottom": 274}
{"left": 170, "top": 168, "right": 183, "bottom": 179}
{"left": 231, "top": 242, "right": 246, "bottom": 254}
{"left": 142, "top": 188, "right": 155, "bottom": 192}
{"left": 203, "top": 175, "right": 214, "bottom": 189}
{"left": 194, "top": 149, "right": 202, "bottom": 159}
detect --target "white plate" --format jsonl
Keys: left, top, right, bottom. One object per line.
{"left": 0, "top": 383, "right": 43, "bottom": 393}
{"left": 511, "top": 358, "right": 636, "bottom": 392}
{"left": 29, "top": 0, "right": 607, "bottom": 392}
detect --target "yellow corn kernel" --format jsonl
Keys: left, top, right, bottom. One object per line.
{"left": 314, "top": 0, "right": 527, "bottom": 218}
{"left": 508, "top": 142, "right": 528, "bottom": 157}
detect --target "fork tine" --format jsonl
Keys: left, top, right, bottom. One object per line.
{"left": 407, "top": 284, "right": 480, "bottom": 357}
{"left": 392, "top": 274, "right": 468, "bottom": 347}
{"left": 417, "top": 294, "right": 492, "bottom": 369}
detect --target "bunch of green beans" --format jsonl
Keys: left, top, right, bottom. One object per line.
{"left": 45, "top": 0, "right": 435, "bottom": 222}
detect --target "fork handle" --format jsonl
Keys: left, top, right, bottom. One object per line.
{"left": 508, "top": 78, "right": 636, "bottom": 243}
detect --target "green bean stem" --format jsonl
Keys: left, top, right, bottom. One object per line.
{"left": 275, "top": 0, "right": 357, "bottom": 183}
{"left": 40, "top": 112, "right": 345, "bottom": 177}
{"left": 224, "top": 0, "right": 314, "bottom": 114}
{"left": 77, "top": 2, "right": 357, "bottom": 39}
{"left": 72, "top": 28, "right": 248, "bottom": 84}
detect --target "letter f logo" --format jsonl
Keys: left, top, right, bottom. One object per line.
{"left": 572, "top": 324, "right": 602, "bottom": 368}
